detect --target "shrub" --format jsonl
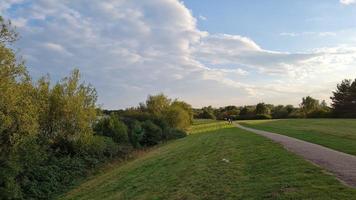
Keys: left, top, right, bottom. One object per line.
{"left": 307, "top": 109, "right": 331, "bottom": 118}
{"left": 255, "top": 114, "right": 272, "bottom": 120}
{"left": 164, "top": 106, "right": 190, "bottom": 130}
{"left": 141, "top": 120, "right": 162, "bottom": 146}
{"left": 128, "top": 120, "right": 145, "bottom": 148}
{"left": 94, "top": 114, "right": 129, "bottom": 144}
{"left": 166, "top": 128, "right": 187, "bottom": 140}
{"left": 152, "top": 117, "right": 170, "bottom": 141}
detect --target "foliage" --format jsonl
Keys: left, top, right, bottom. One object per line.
{"left": 300, "top": 96, "right": 320, "bottom": 117}
{"left": 195, "top": 106, "right": 216, "bottom": 119}
{"left": 141, "top": 120, "right": 162, "bottom": 146}
{"left": 166, "top": 128, "right": 187, "bottom": 140}
{"left": 94, "top": 114, "right": 129, "bottom": 144}
{"left": 171, "top": 100, "right": 194, "bottom": 123}
{"left": 0, "top": 16, "right": 39, "bottom": 199}
{"left": 331, "top": 79, "right": 356, "bottom": 118}
{"left": 239, "top": 106, "right": 256, "bottom": 120}
{"left": 255, "top": 103, "right": 271, "bottom": 115}
{"left": 128, "top": 120, "right": 145, "bottom": 148}
{"left": 255, "top": 114, "right": 272, "bottom": 119}
{"left": 164, "top": 105, "right": 191, "bottom": 130}
{"left": 145, "top": 93, "right": 171, "bottom": 117}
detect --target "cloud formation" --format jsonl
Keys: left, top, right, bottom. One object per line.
{"left": 2, "top": 0, "right": 356, "bottom": 108}
{"left": 340, "top": 0, "right": 356, "bottom": 5}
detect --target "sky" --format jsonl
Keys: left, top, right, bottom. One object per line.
{"left": 1, "top": 0, "right": 356, "bottom": 109}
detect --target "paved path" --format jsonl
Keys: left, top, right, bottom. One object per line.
{"left": 236, "top": 124, "right": 356, "bottom": 187}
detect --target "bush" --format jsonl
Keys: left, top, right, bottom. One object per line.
{"left": 128, "top": 120, "right": 144, "bottom": 148}
{"left": 307, "top": 109, "right": 331, "bottom": 118}
{"left": 19, "top": 156, "right": 87, "bottom": 199}
{"left": 94, "top": 114, "right": 129, "bottom": 144}
{"left": 88, "top": 136, "right": 119, "bottom": 158}
{"left": 255, "top": 114, "right": 272, "bottom": 120}
{"left": 152, "top": 117, "right": 170, "bottom": 141}
{"left": 166, "top": 128, "right": 187, "bottom": 140}
{"left": 164, "top": 106, "right": 190, "bottom": 130}
{"left": 141, "top": 120, "right": 162, "bottom": 146}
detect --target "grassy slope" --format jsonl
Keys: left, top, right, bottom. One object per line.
{"left": 61, "top": 121, "right": 356, "bottom": 200}
{"left": 240, "top": 119, "right": 356, "bottom": 155}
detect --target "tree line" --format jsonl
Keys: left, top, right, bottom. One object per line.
{"left": 0, "top": 17, "right": 192, "bottom": 199}
{"left": 194, "top": 84, "right": 356, "bottom": 120}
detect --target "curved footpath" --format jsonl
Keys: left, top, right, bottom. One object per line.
{"left": 236, "top": 124, "right": 356, "bottom": 188}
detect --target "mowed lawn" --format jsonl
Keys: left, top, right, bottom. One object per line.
{"left": 240, "top": 119, "right": 356, "bottom": 156}
{"left": 61, "top": 121, "right": 356, "bottom": 200}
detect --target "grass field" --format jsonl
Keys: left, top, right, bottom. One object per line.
{"left": 239, "top": 119, "right": 356, "bottom": 156}
{"left": 61, "top": 121, "right": 356, "bottom": 200}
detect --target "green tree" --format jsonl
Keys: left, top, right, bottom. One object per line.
{"left": 255, "top": 103, "right": 270, "bottom": 115}
{"left": 164, "top": 105, "right": 190, "bottom": 130}
{"left": 331, "top": 79, "right": 356, "bottom": 117}
{"left": 239, "top": 106, "right": 255, "bottom": 119}
{"left": 0, "top": 16, "right": 41, "bottom": 199}
{"left": 300, "top": 96, "right": 319, "bottom": 117}
{"left": 38, "top": 69, "right": 98, "bottom": 154}
{"left": 146, "top": 93, "right": 171, "bottom": 117}
{"left": 171, "top": 100, "right": 193, "bottom": 123}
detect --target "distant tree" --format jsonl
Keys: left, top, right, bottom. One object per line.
{"left": 300, "top": 96, "right": 320, "bottom": 117}
{"left": 255, "top": 103, "right": 270, "bottom": 115}
{"left": 331, "top": 79, "right": 356, "bottom": 118}
{"left": 146, "top": 94, "right": 171, "bottom": 117}
{"left": 239, "top": 106, "right": 255, "bottom": 119}
{"left": 198, "top": 107, "right": 216, "bottom": 119}
{"left": 271, "top": 105, "right": 289, "bottom": 119}
{"left": 171, "top": 100, "right": 193, "bottom": 123}
{"left": 216, "top": 106, "right": 240, "bottom": 120}
{"left": 285, "top": 105, "right": 295, "bottom": 113}
{"left": 164, "top": 105, "right": 191, "bottom": 130}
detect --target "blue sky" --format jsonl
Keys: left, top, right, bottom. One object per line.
{"left": 2, "top": 0, "right": 356, "bottom": 108}
{"left": 184, "top": 0, "right": 356, "bottom": 51}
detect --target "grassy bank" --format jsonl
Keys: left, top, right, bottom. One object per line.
{"left": 61, "top": 121, "right": 356, "bottom": 200}
{"left": 240, "top": 119, "right": 356, "bottom": 155}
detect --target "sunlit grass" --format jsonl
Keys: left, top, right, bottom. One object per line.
{"left": 188, "top": 120, "right": 232, "bottom": 134}
{"left": 61, "top": 121, "right": 356, "bottom": 200}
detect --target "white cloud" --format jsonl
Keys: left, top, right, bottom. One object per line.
{"left": 42, "top": 42, "right": 69, "bottom": 54}
{"left": 2, "top": 0, "right": 356, "bottom": 108}
{"left": 340, "top": 0, "right": 356, "bottom": 5}
{"left": 280, "top": 32, "right": 336, "bottom": 37}
{"left": 198, "top": 15, "right": 207, "bottom": 21}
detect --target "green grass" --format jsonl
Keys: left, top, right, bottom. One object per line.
{"left": 61, "top": 121, "right": 356, "bottom": 200}
{"left": 239, "top": 119, "right": 356, "bottom": 155}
